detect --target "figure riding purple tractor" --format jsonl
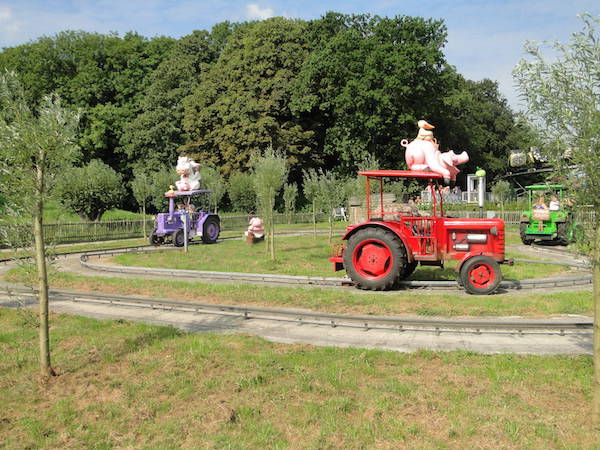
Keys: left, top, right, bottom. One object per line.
{"left": 149, "top": 156, "right": 220, "bottom": 247}
{"left": 149, "top": 187, "right": 220, "bottom": 247}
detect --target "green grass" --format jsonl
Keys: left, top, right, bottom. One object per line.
{"left": 112, "top": 234, "right": 567, "bottom": 281}
{"left": 0, "top": 309, "right": 597, "bottom": 448}
{"left": 3, "top": 266, "right": 592, "bottom": 317}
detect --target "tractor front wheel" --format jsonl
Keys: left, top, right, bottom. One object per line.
{"left": 343, "top": 227, "right": 406, "bottom": 291}
{"left": 519, "top": 222, "right": 534, "bottom": 246}
{"left": 460, "top": 255, "right": 502, "bottom": 295}
{"left": 173, "top": 230, "right": 185, "bottom": 247}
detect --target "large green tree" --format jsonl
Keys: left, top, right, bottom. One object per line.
{"left": 0, "top": 31, "right": 175, "bottom": 174}
{"left": 122, "top": 24, "right": 238, "bottom": 172}
{"left": 513, "top": 13, "right": 600, "bottom": 423}
{"left": 439, "top": 76, "right": 534, "bottom": 178}
{"left": 183, "top": 18, "right": 316, "bottom": 176}
{"left": 291, "top": 13, "right": 451, "bottom": 173}
{"left": 0, "top": 71, "right": 80, "bottom": 377}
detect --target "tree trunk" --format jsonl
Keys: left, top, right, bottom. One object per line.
{"left": 592, "top": 226, "right": 600, "bottom": 424}
{"left": 269, "top": 195, "right": 275, "bottom": 261}
{"left": 142, "top": 203, "right": 147, "bottom": 239}
{"left": 328, "top": 214, "right": 333, "bottom": 243}
{"left": 312, "top": 199, "right": 316, "bottom": 238}
{"left": 34, "top": 164, "right": 54, "bottom": 377}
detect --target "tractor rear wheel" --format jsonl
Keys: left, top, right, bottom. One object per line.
{"left": 460, "top": 255, "right": 502, "bottom": 295}
{"left": 343, "top": 227, "right": 406, "bottom": 291}
{"left": 556, "top": 223, "right": 568, "bottom": 246}
{"left": 149, "top": 233, "right": 163, "bottom": 246}
{"left": 402, "top": 261, "right": 418, "bottom": 279}
{"left": 519, "top": 222, "right": 534, "bottom": 245}
{"left": 202, "top": 216, "right": 220, "bottom": 244}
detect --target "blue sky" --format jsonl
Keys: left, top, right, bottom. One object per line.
{"left": 0, "top": 1, "right": 598, "bottom": 109}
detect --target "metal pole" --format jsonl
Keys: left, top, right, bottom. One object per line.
{"left": 183, "top": 212, "right": 188, "bottom": 253}
{"left": 478, "top": 176, "right": 485, "bottom": 219}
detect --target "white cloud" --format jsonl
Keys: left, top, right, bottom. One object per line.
{"left": 0, "top": 6, "right": 22, "bottom": 43}
{"left": 0, "top": 6, "right": 12, "bottom": 22}
{"left": 246, "top": 3, "right": 274, "bottom": 20}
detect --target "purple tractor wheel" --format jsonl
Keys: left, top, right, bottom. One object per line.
{"left": 202, "top": 216, "right": 220, "bottom": 244}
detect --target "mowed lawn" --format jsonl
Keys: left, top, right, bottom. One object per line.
{"left": 0, "top": 309, "right": 596, "bottom": 448}
{"left": 111, "top": 234, "right": 568, "bottom": 281}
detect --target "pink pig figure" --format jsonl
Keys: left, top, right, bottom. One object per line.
{"left": 402, "top": 120, "right": 469, "bottom": 183}
{"left": 246, "top": 216, "right": 264, "bottom": 239}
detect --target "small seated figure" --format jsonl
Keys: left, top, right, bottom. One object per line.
{"left": 245, "top": 216, "right": 264, "bottom": 243}
{"left": 549, "top": 195, "right": 560, "bottom": 211}
{"left": 533, "top": 196, "right": 548, "bottom": 210}
{"left": 532, "top": 195, "right": 549, "bottom": 230}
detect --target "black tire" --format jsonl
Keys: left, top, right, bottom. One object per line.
{"left": 402, "top": 261, "right": 418, "bottom": 279}
{"left": 343, "top": 227, "right": 407, "bottom": 291}
{"left": 149, "top": 232, "right": 163, "bottom": 246}
{"left": 173, "top": 230, "right": 185, "bottom": 247}
{"left": 556, "top": 222, "right": 568, "bottom": 246}
{"left": 519, "top": 222, "right": 534, "bottom": 245}
{"left": 460, "top": 255, "right": 502, "bottom": 295}
{"left": 202, "top": 216, "right": 220, "bottom": 244}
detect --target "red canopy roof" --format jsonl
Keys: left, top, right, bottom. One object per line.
{"left": 357, "top": 170, "right": 443, "bottom": 179}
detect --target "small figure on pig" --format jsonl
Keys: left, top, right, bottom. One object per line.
{"left": 402, "top": 120, "right": 469, "bottom": 184}
{"left": 175, "top": 156, "right": 201, "bottom": 191}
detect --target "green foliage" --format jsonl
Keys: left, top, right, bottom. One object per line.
{"left": 54, "top": 160, "right": 124, "bottom": 221}
{"left": 121, "top": 26, "right": 233, "bottom": 172}
{"left": 0, "top": 12, "right": 536, "bottom": 211}
{"left": 491, "top": 180, "right": 511, "bottom": 204}
{"left": 302, "top": 168, "right": 321, "bottom": 235}
{"left": 199, "top": 164, "right": 226, "bottom": 213}
{"left": 0, "top": 71, "right": 81, "bottom": 215}
{"left": 183, "top": 18, "right": 315, "bottom": 176}
{"left": 283, "top": 183, "right": 298, "bottom": 223}
{"left": 317, "top": 171, "right": 347, "bottom": 241}
{"left": 252, "top": 149, "right": 289, "bottom": 259}
{"left": 513, "top": 13, "right": 600, "bottom": 248}
{"left": 292, "top": 14, "right": 450, "bottom": 172}
{"left": 228, "top": 172, "right": 257, "bottom": 213}
{"left": 440, "top": 77, "right": 532, "bottom": 177}
{"left": 0, "top": 31, "right": 175, "bottom": 175}
{"left": 130, "top": 168, "right": 153, "bottom": 211}
{"left": 148, "top": 166, "right": 176, "bottom": 211}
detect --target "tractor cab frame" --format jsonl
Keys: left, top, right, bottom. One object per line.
{"left": 330, "top": 170, "right": 509, "bottom": 294}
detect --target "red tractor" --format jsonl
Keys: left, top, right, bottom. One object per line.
{"left": 330, "top": 170, "right": 509, "bottom": 294}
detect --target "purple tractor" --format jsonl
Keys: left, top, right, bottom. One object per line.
{"left": 149, "top": 189, "right": 220, "bottom": 247}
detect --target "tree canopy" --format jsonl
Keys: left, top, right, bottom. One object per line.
{"left": 0, "top": 12, "right": 532, "bottom": 209}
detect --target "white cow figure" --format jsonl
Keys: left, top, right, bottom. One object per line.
{"left": 175, "top": 156, "right": 201, "bottom": 191}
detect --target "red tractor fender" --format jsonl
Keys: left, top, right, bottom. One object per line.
{"left": 341, "top": 222, "right": 414, "bottom": 262}
{"left": 456, "top": 251, "right": 501, "bottom": 273}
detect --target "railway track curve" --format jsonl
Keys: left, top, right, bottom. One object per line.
{"left": 77, "top": 245, "right": 592, "bottom": 291}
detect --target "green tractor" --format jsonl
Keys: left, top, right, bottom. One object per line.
{"left": 519, "top": 185, "right": 579, "bottom": 246}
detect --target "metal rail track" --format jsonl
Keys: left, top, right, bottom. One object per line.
{"left": 79, "top": 247, "right": 593, "bottom": 291}
{"left": 0, "top": 286, "right": 592, "bottom": 336}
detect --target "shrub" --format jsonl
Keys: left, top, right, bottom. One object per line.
{"left": 54, "top": 160, "right": 124, "bottom": 221}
